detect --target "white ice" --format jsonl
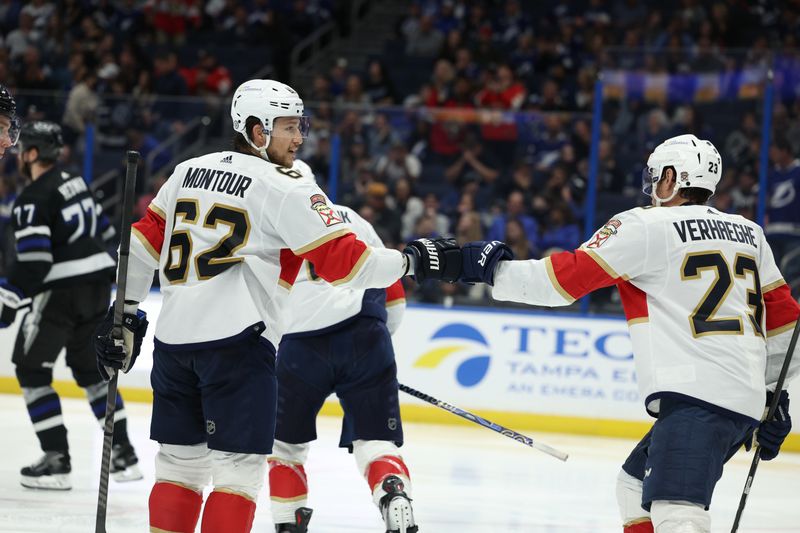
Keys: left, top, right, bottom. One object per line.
{"left": 0, "top": 394, "right": 797, "bottom": 532}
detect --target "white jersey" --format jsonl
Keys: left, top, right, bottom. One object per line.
{"left": 125, "top": 151, "right": 406, "bottom": 348}
{"left": 283, "top": 203, "right": 405, "bottom": 335}
{"left": 492, "top": 204, "right": 800, "bottom": 422}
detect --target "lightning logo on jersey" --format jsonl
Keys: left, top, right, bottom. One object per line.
{"left": 309, "top": 194, "right": 342, "bottom": 227}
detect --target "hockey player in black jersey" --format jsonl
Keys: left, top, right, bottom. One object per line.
{"left": 0, "top": 112, "right": 142, "bottom": 489}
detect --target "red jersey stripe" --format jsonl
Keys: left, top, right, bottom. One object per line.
{"left": 279, "top": 248, "right": 303, "bottom": 289}
{"left": 385, "top": 279, "right": 406, "bottom": 305}
{"left": 300, "top": 232, "right": 370, "bottom": 285}
{"left": 764, "top": 282, "right": 800, "bottom": 336}
{"left": 618, "top": 280, "right": 649, "bottom": 324}
{"left": 548, "top": 249, "right": 620, "bottom": 300}
{"left": 132, "top": 206, "right": 166, "bottom": 260}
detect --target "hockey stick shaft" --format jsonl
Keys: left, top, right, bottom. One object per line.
{"left": 95, "top": 151, "right": 139, "bottom": 533}
{"left": 399, "top": 383, "right": 569, "bottom": 461}
{"left": 731, "top": 316, "right": 800, "bottom": 533}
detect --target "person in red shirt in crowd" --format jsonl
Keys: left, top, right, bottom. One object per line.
{"left": 474, "top": 64, "right": 526, "bottom": 165}
{"left": 179, "top": 50, "right": 233, "bottom": 96}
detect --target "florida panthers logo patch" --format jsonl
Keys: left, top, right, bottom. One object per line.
{"left": 586, "top": 219, "right": 622, "bottom": 248}
{"left": 310, "top": 194, "right": 342, "bottom": 227}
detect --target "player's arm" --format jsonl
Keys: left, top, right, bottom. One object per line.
{"left": 125, "top": 202, "right": 166, "bottom": 303}
{"left": 351, "top": 207, "right": 406, "bottom": 334}
{"left": 274, "top": 186, "right": 458, "bottom": 290}
{"left": 462, "top": 211, "right": 650, "bottom": 307}
{"left": 759, "top": 234, "right": 800, "bottom": 389}
{"left": 7, "top": 191, "right": 54, "bottom": 296}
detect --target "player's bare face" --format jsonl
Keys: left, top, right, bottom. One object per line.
{"left": 0, "top": 116, "right": 12, "bottom": 157}
{"left": 267, "top": 117, "right": 304, "bottom": 167}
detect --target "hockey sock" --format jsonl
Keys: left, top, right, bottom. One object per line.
{"left": 149, "top": 481, "right": 202, "bottom": 533}
{"left": 85, "top": 383, "right": 130, "bottom": 446}
{"left": 22, "top": 386, "right": 68, "bottom": 452}
{"left": 201, "top": 490, "right": 256, "bottom": 533}
{"left": 624, "top": 519, "right": 654, "bottom": 533}
{"left": 366, "top": 455, "right": 411, "bottom": 506}
{"left": 268, "top": 458, "right": 309, "bottom": 523}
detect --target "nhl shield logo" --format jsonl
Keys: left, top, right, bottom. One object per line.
{"left": 206, "top": 420, "right": 216, "bottom": 435}
{"left": 387, "top": 418, "right": 397, "bottom": 430}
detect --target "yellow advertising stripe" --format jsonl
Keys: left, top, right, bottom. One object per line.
{"left": 3, "top": 378, "right": 798, "bottom": 452}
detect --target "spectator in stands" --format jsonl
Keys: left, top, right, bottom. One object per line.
{"left": 337, "top": 74, "right": 371, "bottom": 105}
{"left": 367, "top": 112, "right": 400, "bottom": 158}
{"left": 455, "top": 210, "right": 483, "bottom": 245}
{"left": 539, "top": 202, "right": 581, "bottom": 254}
{"left": 394, "top": 177, "right": 424, "bottom": 241}
{"left": 375, "top": 139, "right": 422, "bottom": 185}
{"left": 504, "top": 217, "right": 535, "bottom": 260}
{"left": 364, "top": 181, "right": 402, "bottom": 246}
{"left": 405, "top": 14, "right": 444, "bottom": 57}
{"left": 61, "top": 68, "right": 99, "bottom": 146}
{"left": 6, "top": 12, "right": 36, "bottom": 60}
{"left": 487, "top": 190, "right": 538, "bottom": 251}
{"left": 421, "top": 193, "right": 451, "bottom": 238}
{"left": 444, "top": 133, "right": 500, "bottom": 188}
{"left": 766, "top": 136, "right": 800, "bottom": 268}
{"left": 475, "top": 64, "right": 526, "bottom": 164}
{"left": 363, "top": 59, "right": 396, "bottom": 105}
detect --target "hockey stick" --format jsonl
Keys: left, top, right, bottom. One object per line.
{"left": 399, "top": 383, "right": 569, "bottom": 461}
{"left": 95, "top": 151, "right": 139, "bottom": 533}
{"left": 731, "top": 316, "right": 800, "bottom": 533}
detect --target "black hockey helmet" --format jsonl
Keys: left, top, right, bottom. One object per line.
{"left": 18, "top": 121, "right": 64, "bottom": 161}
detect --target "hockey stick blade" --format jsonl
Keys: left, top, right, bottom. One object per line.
{"left": 399, "top": 383, "right": 568, "bottom": 461}
{"left": 95, "top": 150, "right": 139, "bottom": 533}
{"left": 730, "top": 316, "right": 800, "bottom": 533}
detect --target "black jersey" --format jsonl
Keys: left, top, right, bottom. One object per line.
{"left": 8, "top": 166, "right": 115, "bottom": 296}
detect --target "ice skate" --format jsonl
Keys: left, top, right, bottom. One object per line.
{"left": 275, "top": 507, "right": 313, "bottom": 532}
{"left": 379, "top": 476, "right": 418, "bottom": 533}
{"left": 111, "top": 442, "right": 143, "bottom": 482}
{"left": 20, "top": 451, "right": 72, "bottom": 490}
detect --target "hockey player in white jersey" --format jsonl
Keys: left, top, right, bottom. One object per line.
{"left": 457, "top": 134, "right": 799, "bottom": 533}
{"left": 93, "top": 80, "right": 461, "bottom": 533}
{"left": 269, "top": 163, "right": 417, "bottom": 533}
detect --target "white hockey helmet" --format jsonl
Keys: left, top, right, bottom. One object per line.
{"left": 643, "top": 134, "right": 722, "bottom": 205}
{"left": 230, "top": 79, "right": 310, "bottom": 160}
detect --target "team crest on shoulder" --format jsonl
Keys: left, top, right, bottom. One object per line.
{"left": 310, "top": 194, "right": 343, "bottom": 227}
{"left": 586, "top": 219, "right": 622, "bottom": 248}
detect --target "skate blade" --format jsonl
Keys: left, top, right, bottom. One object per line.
{"left": 20, "top": 473, "right": 72, "bottom": 490}
{"left": 112, "top": 464, "right": 143, "bottom": 482}
{"left": 385, "top": 497, "right": 418, "bottom": 533}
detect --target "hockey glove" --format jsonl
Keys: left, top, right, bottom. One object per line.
{"left": 755, "top": 390, "right": 791, "bottom": 461}
{"left": 460, "top": 241, "right": 514, "bottom": 285}
{"left": 94, "top": 303, "right": 149, "bottom": 381}
{"left": 0, "top": 281, "right": 31, "bottom": 328}
{"left": 403, "top": 238, "right": 462, "bottom": 283}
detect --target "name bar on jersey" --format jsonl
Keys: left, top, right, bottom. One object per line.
{"left": 182, "top": 167, "right": 252, "bottom": 198}
{"left": 673, "top": 218, "right": 757, "bottom": 248}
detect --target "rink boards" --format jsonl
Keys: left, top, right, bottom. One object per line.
{"left": 1, "top": 292, "right": 798, "bottom": 451}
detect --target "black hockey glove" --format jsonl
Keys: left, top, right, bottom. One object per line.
{"left": 403, "top": 238, "right": 462, "bottom": 283}
{"left": 94, "top": 304, "right": 149, "bottom": 381}
{"left": 0, "top": 281, "right": 30, "bottom": 328}
{"left": 748, "top": 390, "right": 792, "bottom": 461}
{"left": 460, "top": 241, "right": 514, "bottom": 285}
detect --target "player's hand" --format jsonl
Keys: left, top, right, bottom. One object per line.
{"left": 0, "top": 281, "right": 31, "bottom": 328}
{"left": 460, "top": 241, "right": 514, "bottom": 285}
{"left": 755, "top": 390, "right": 791, "bottom": 461}
{"left": 94, "top": 303, "right": 149, "bottom": 381}
{"left": 403, "top": 238, "right": 462, "bottom": 283}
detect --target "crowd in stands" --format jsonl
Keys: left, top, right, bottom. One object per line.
{"left": 1, "top": 0, "right": 799, "bottom": 309}
{"left": 294, "top": 0, "right": 800, "bottom": 306}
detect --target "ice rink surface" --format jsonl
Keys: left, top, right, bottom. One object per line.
{"left": 0, "top": 394, "right": 797, "bottom": 532}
